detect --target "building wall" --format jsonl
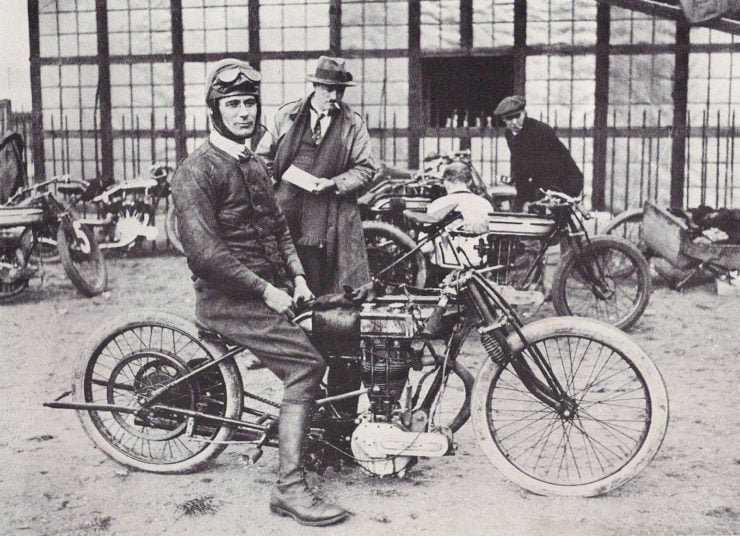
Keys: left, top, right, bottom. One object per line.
{"left": 30, "top": 0, "right": 739, "bottom": 210}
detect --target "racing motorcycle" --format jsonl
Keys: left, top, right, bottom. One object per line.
{"left": 76, "top": 163, "right": 174, "bottom": 251}
{"left": 0, "top": 176, "right": 107, "bottom": 299}
{"left": 45, "top": 263, "right": 668, "bottom": 497}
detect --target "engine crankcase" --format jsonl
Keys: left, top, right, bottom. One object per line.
{"left": 351, "top": 421, "right": 451, "bottom": 477}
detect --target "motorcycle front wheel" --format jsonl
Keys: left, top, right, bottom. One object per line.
{"left": 57, "top": 223, "right": 108, "bottom": 296}
{"left": 471, "top": 317, "right": 668, "bottom": 497}
{"left": 551, "top": 235, "right": 651, "bottom": 330}
{"left": 363, "top": 220, "right": 428, "bottom": 292}
{"left": 74, "top": 310, "right": 244, "bottom": 474}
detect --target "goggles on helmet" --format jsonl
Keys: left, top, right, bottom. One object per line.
{"left": 207, "top": 65, "right": 261, "bottom": 101}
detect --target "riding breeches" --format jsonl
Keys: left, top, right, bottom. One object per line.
{"left": 194, "top": 282, "right": 326, "bottom": 405}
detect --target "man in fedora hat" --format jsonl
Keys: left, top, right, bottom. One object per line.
{"left": 172, "top": 59, "right": 348, "bottom": 527}
{"left": 494, "top": 95, "right": 583, "bottom": 211}
{"left": 258, "top": 56, "right": 375, "bottom": 298}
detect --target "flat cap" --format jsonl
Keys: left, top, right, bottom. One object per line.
{"left": 493, "top": 95, "right": 526, "bottom": 117}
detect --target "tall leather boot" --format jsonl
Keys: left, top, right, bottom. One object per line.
{"left": 269, "top": 402, "right": 349, "bottom": 526}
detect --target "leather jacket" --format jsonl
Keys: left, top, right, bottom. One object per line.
{"left": 171, "top": 140, "right": 304, "bottom": 297}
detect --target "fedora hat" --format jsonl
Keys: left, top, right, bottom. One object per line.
{"left": 307, "top": 56, "right": 356, "bottom": 87}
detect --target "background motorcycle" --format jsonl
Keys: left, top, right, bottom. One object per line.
{"left": 359, "top": 150, "right": 517, "bottom": 229}
{"left": 1, "top": 177, "right": 108, "bottom": 299}
{"left": 77, "top": 163, "right": 175, "bottom": 252}
{"left": 363, "top": 190, "right": 652, "bottom": 330}
{"left": 46, "top": 264, "right": 668, "bottom": 497}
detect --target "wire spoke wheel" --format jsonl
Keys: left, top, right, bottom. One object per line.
{"left": 57, "top": 224, "right": 108, "bottom": 296}
{"left": 472, "top": 317, "right": 668, "bottom": 496}
{"left": 552, "top": 236, "right": 650, "bottom": 330}
{"left": 75, "top": 312, "right": 243, "bottom": 473}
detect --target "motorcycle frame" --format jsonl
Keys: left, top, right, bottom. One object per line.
{"left": 374, "top": 196, "right": 598, "bottom": 292}
{"left": 45, "top": 267, "right": 573, "bottom": 456}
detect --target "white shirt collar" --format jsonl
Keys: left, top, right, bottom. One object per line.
{"left": 209, "top": 130, "right": 250, "bottom": 160}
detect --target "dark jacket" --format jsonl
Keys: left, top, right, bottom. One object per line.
{"left": 505, "top": 117, "right": 583, "bottom": 205}
{"left": 171, "top": 140, "right": 304, "bottom": 298}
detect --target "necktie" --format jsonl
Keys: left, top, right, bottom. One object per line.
{"left": 238, "top": 146, "right": 251, "bottom": 162}
{"left": 312, "top": 112, "right": 325, "bottom": 145}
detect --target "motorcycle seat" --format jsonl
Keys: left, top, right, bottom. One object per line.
{"left": 195, "top": 323, "right": 243, "bottom": 348}
{"left": 403, "top": 204, "right": 459, "bottom": 230}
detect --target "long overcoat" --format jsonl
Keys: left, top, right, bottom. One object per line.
{"left": 258, "top": 96, "right": 375, "bottom": 293}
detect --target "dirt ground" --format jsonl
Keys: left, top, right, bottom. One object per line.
{"left": 1, "top": 251, "right": 738, "bottom": 536}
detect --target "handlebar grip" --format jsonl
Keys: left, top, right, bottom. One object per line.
{"left": 423, "top": 303, "right": 446, "bottom": 337}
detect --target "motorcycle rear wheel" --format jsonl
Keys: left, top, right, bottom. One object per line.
{"left": 74, "top": 310, "right": 244, "bottom": 473}
{"left": 57, "top": 224, "right": 108, "bottom": 297}
{"left": 471, "top": 317, "right": 668, "bottom": 497}
{"left": 551, "top": 236, "right": 651, "bottom": 330}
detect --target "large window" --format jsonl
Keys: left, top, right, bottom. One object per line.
{"left": 40, "top": 64, "right": 100, "bottom": 179}
{"left": 527, "top": 54, "right": 596, "bottom": 127}
{"left": 260, "top": 0, "right": 330, "bottom": 52}
{"left": 608, "top": 54, "right": 674, "bottom": 127}
{"left": 107, "top": 0, "right": 171, "bottom": 56}
{"left": 344, "top": 58, "right": 409, "bottom": 130}
{"left": 343, "top": 0, "right": 408, "bottom": 50}
{"left": 39, "top": 0, "right": 97, "bottom": 57}
{"left": 609, "top": 6, "right": 675, "bottom": 45}
{"left": 528, "top": 0, "right": 597, "bottom": 46}
{"left": 473, "top": 0, "right": 514, "bottom": 48}
{"left": 260, "top": 59, "right": 314, "bottom": 128}
{"left": 182, "top": 0, "right": 250, "bottom": 54}
{"left": 421, "top": 0, "right": 460, "bottom": 49}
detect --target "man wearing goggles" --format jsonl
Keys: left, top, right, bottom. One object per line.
{"left": 172, "top": 58, "right": 348, "bottom": 527}
{"left": 494, "top": 95, "right": 583, "bottom": 211}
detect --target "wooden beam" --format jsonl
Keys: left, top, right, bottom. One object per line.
{"left": 601, "top": 0, "right": 740, "bottom": 34}
{"left": 513, "top": 0, "right": 527, "bottom": 96}
{"left": 460, "top": 0, "right": 473, "bottom": 49}
{"left": 170, "top": 0, "right": 186, "bottom": 164}
{"left": 592, "top": 2, "right": 611, "bottom": 211}
{"left": 330, "top": 0, "right": 341, "bottom": 54}
{"left": 27, "top": 0, "right": 45, "bottom": 182}
{"left": 408, "top": 0, "right": 422, "bottom": 169}
{"left": 95, "top": 0, "right": 114, "bottom": 186}
{"left": 670, "top": 18, "right": 690, "bottom": 208}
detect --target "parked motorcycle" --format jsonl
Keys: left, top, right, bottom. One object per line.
{"left": 76, "top": 163, "right": 174, "bottom": 252}
{"left": 0, "top": 176, "right": 108, "bottom": 299}
{"left": 46, "top": 264, "right": 668, "bottom": 496}
{"left": 364, "top": 190, "right": 652, "bottom": 330}
{"left": 359, "top": 151, "right": 517, "bottom": 229}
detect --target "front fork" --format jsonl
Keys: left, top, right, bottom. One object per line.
{"left": 467, "top": 276, "right": 574, "bottom": 413}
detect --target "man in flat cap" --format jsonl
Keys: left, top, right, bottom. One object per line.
{"left": 172, "top": 59, "right": 348, "bottom": 526}
{"left": 494, "top": 95, "right": 583, "bottom": 211}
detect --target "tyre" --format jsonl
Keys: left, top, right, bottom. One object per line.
{"left": 165, "top": 204, "right": 185, "bottom": 255}
{"left": 31, "top": 232, "right": 60, "bottom": 263}
{"left": 603, "top": 209, "right": 652, "bottom": 258}
{"left": 363, "top": 220, "right": 427, "bottom": 292}
{"left": 73, "top": 309, "right": 244, "bottom": 474}
{"left": 57, "top": 223, "right": 108, "bottom": 297}
{"left": 552, "top": 235, "right": 651, "bottom": 330}
{"left": 471, "top": 316, "right": 669, "bottom": 497}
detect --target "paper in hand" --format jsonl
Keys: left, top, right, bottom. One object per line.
{"left": 282, "top": 165, "right": 320, "bottom": 192}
